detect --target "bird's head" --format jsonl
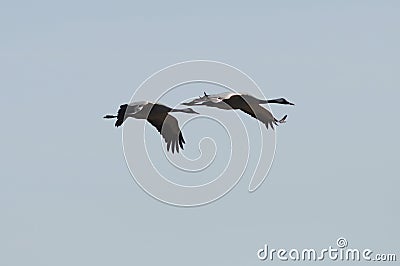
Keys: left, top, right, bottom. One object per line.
{"left": 268, "top": 98, "right": 295, "bottom": 105}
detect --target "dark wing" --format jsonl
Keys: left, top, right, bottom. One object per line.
{"left": 147, "top": 113, "right": 185, "bottom": 153}
{"left": 114, "top": 104, "right": 128, "bottom": 127}
{"left": 223, "top": 94, "right": 288, "bottom": 129}
{"left": 114, "top": 103, "right": 145, "bottom": 127}
{"left": 238, "top": 103, "right": 278, "bottom": 129}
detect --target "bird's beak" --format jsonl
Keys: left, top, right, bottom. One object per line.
{"left": 289, "top": 102, "right": 295, "bottom": 106}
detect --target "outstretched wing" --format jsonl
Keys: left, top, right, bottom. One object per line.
{"left": 221, "top": 94, "right": 287, "bottom": 129}
{"left": 114, "top": 104, "right": 128, "bottom": 127}
{"left": 114, "top": 103, "right": 145, "bottom": 127}
{"left": 234, "top": 100, "right": 287, "bottom": 130}
{"left": 147, "top": 114, "right": 185, "bottom": 153}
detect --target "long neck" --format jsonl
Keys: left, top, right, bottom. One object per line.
{"left": 260, "top": 98, "right": 294, "bottom": 105}
{"left": 266, "top": 98, "right": 287, "bottom": 104}
{"left": 266, "top": 98, "right": 281, "bottom": 104}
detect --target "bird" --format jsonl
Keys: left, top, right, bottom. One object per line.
{"left": 182, "top": 92, "right": 294, "bottom": 129}
{"left": 104, "top": 101, "right": 199, "bottom": 153}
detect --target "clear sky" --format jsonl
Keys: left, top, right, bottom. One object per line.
{"left": 1, "top": 1, "right": 399, "bottom": 265}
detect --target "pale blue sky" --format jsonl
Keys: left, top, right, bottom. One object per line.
{"left": 1, "top": 1, "right": 399, "bottom": 265}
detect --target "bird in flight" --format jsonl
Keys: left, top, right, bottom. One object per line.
{"left": 182, "top": 92, "right": 294, "bottom": 129}
{"left": 104, "top": 101, "right": 198, "bottom": 153}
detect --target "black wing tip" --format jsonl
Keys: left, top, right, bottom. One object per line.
{"left": 267, "top": 115, "right": 288, "bottom": 129}
{"left": 114, "top": 119, "right": 124, "bottom": 127}
{"left": 179, "top": 132, "right": 185, "bottom": 150}
{"left": 179, "top": 132, "right": 185, "bottom": 144}
{"left": 279, "top": 115, "right": 288, "bottom": 123}
{"left": 164, "top": 133, "right": 185, "bottom": 154}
